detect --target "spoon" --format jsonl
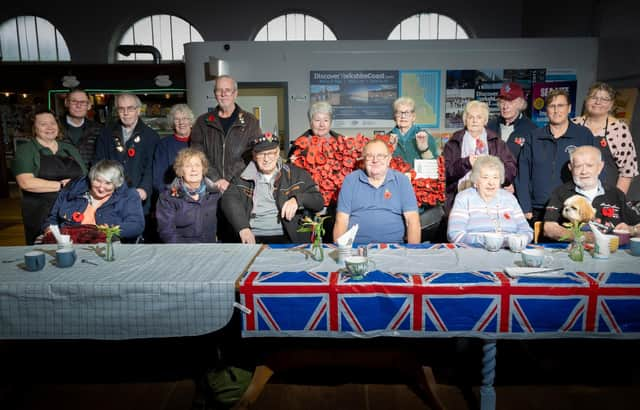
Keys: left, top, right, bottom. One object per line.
{"left": 2, "top": 258, "right": 21, "bottom": 263}
{"left": 81, "top": 259, "right": 98, "bottom": 266}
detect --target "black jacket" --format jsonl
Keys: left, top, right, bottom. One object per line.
{"left": 221, "top": 161, "right": 324, "bottom": 243}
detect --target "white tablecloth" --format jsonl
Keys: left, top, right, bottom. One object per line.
{"left": 0, "top": 243, "right": 262, "bottom": 340}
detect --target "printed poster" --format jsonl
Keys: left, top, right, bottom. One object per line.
{"left": 530, "top": 81, "right": 577, "bottom": 127}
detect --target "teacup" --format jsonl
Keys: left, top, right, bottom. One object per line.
{"left": 613, "top": 229, "right": 631, "bottom": 246}
{"left": 507, "top": 234, "right": 529, "bottom": 253}
{"left": 55, "top": 248, "right": 77, "bottom": 268}
{"left": 24, "top": 250, "right": 46, "bottom": 271}
{"left": 630, "top": 238, "right": 640, "bottom": 256}
{"left": 482, "top": 233, "right": 504, "bottom": 252}
{"left": 344, "top": 256, "right": 375, "bottom": 279}
{"left": 521, "top": 248, "right": 553, "bottom": 268}
{"left": 604, "top": 234, "right": 619, "bottom": 253}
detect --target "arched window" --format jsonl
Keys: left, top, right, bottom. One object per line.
{"left": 388, "top": 13, "right": 468, "bottom": 40}
{"left": 254, "top": 13, "right": 336, "bottom": 41}
{"left": 117, "top": 14, "right": 203, "bottom": 61}
{"left": 0, "top": 16, "right": 70, "bottom": 61}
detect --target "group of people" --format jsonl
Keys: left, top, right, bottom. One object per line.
{"left": 10, "top": 75, "right": 640, "bottom": 247}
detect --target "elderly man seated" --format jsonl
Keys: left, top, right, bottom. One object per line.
{"left": 333, "top": 138, "right": 420, "bottom": 244}
{"left": 544, "top": 145, "right": 640, "bottom": 241}
{"left": 221, "top": 133, "right": 324, "bottom": 244}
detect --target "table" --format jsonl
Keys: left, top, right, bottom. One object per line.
{"left": 238, "top": 243, "right": 640, "bottom": 409}
{"left": 0, "top": 243, "right": 262, "bottom": 340}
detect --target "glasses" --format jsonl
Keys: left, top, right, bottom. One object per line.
{"left": 174, "top": 117, "right": 191, "bottom": 124}
{"left": 589, "top": 95, "right": 612, "bottom": 103}
{"left": 547, "top": 103, "right": 568, "bottom": 111}
{"left": 364, "top": 153, "right": 389, "bottom": 162}
{"left": 255, "top": 151, "right": 278, "bottom": 160}
{"left": 394, "top": 110, "right": 414, "bottom": 118}
{"left": 117, "top": 106, "right": 138, "bottom": 114}
{"left": 69, "top": 100, "right": 89, "bottom": 106}
{"left": 215, "top": 88, "right": 236, "bottom": 96}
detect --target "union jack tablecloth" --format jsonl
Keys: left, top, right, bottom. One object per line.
{"left": 240, "top": 244, "right": 640, "bottom": 339}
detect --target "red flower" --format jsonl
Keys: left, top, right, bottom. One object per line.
{"left": 264, "top": 131, "right": 273, "bottom": 139}
{"left": 294, "top": 136, "right": 310, "bottom": 150}
{"left": 504, "top": 212, "right": 511, "bottom": 220}
{"left": 600, "top": 138, "right": 607, "bottom": 148}
{"left": 602, "top": 207, "right": 614, "bottom": 218}
{"left": 206, "top": 114, "right": 215, "bottom": 123}
{"left": 72, "top": 211, "right": 83, "bottom": 222}
{"left": 384, "top": 190, "right": 392, "bottom": 200}
{"left": 127, "top": 148, "right": 136, "bottom": 157}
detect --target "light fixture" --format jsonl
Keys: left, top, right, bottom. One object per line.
{"left": 62, "top": 75, "right": 80, "bottom": 88}
{"left": 155, "top": 75, "right": 172, "bottom": 87}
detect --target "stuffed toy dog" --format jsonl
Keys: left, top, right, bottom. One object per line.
{"left": 562, "top": 194, "right": 596, "bottom": 224}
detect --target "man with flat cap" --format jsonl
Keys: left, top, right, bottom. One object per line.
{"left": 220, "top": 133, "right": 324, "bottom": 244}
{"left": 487, "top": 82, "right": 537, "bottom": 159}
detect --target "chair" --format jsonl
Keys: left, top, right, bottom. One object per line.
{"left": 534, "top": 221, "right": 542, "bottom": 244}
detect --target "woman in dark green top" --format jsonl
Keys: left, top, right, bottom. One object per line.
{"left": 12, "top": 110, "right": 87, "bottom": 244}
{"left": 389, "top": 97, "right": 440, "bottom": 165}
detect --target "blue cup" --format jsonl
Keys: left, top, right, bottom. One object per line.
{"left": 24, "top": 251, "right": 46, "bottom": 271}
{"left": 55, "top": 248, "right": 76, "bottom": 268}
{"left": 630, "top": 238, "right": 640, "bottom": 256}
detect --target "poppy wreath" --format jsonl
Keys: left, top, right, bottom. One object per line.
{"left": 290, "top": 134, "right": 445, "bottom": 207}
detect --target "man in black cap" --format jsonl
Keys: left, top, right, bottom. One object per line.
{"left": 487, "top": 81, "right": 537, "bottom": 159}
{"left": 220, "top": 133, "right": 324, "bottom": 244}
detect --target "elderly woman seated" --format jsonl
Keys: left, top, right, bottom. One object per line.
{"left": 155, "top": 148, "right": 220, "bottom": 243}
{"left": 447, "top": 155, "right": 532, "bottom": 246}
{"left": 43, "top": 160, "right": 145, "bottom": 243}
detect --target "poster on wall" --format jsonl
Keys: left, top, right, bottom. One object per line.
{"left": 613, "top": 88, "right": 638, "bottom": 124}
{"left": 445, "top": 69, "right": 546, "bottom": 129}
{"left": 398, "top": 70, "right": 441, "bottom": 128}
{"left": 310, "top": 71, "right": 398, "bottom": 129}
{"left": 530, "top": 81, "right": 577, "bottom": 127}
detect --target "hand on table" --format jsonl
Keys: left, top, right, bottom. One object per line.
{"left": 239, "top": 228, "right": 256, "bottom": 244}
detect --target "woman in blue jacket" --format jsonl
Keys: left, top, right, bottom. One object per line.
{"left": 43, "top": 160, "right": 145, "bottom": 242}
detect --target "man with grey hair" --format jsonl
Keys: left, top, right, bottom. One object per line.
{"left": 544, "top": 145, "right": 640, "bottom": 240}
{"left": 96, "top": 93, "right": 160, "bottom": 216}
{"left": 487, "top": 82, "right": 536, "bottom": 159}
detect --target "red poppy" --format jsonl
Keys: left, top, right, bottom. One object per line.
{"left": 294, "top": 136, "right": 310, "bottom": 150}
{"left": 316, "top": 153, "right": 327, "bottom": 165}
{"left": 602, "top": 207, "right": 614, "bottom": 218}
{"left": 310, "top": 136, "right": 320, "bottom": 146}
{"left": 264, "top": 131, "right": 273, "bottom": 139}
{"left": 504, "top": 212, "right": 511, "bottom": 220}
{"left": 127, "top": 148, "right": 136, "bottom": 157}
{"left": 600, "top": 138, "right": 607, "bottom": 148}
{"left": 72, "top": 211, "right": 83, "bottom": 222}
{"left": 207, "top": 114, "right": 215, "bottom": 123}
{"left": 384, "top": 190, "right": 392, "bottom": 200}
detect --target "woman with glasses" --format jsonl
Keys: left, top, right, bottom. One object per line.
{"left": 152, "top": 104, "right": 196, "bottom": 194}
{"left": 389, "top": 97, "right": 440, "bottom": 164}
{"left": 222, "top": 133, "right": 324, "bottom": 244}
{"left": 443, "top": 100, "right": 516, "bottom": 213}
{"left": 572, "top": 82, "right": 638, "bottom": 193}
{"left": 155, "top": 148, "right": 219, "bottom": 243}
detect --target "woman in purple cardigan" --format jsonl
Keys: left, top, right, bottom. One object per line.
{"left": 443, "top": 100, "right": 517, "bottom": 212}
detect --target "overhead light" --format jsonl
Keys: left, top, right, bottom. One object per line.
{"left": 155, "top": 75, "right": 172, "bottom": 87}
{"left": 62, "top": 75, "right": 80, "bottom": 88}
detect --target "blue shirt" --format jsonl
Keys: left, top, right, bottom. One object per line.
{"left": 337, "top": 169, "right": 418, "bottom": 244}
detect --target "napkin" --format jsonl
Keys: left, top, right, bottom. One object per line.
{"left": 49, "top": 225, "right": 71, "bottom": 246}
{"left": 504, "top": 267, "right": 565, "bottom": 278}
{"left": 336, "top": 224, "right": 358, "bottom": 247}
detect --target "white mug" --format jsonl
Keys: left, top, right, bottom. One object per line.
{"left": 521, "top": 248, "right": 553, "bottom": 268}
{"left": 482, "top": 233, "right": 504, "bottom": 252}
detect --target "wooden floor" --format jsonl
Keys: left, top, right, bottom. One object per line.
{"left": 1, "top": 186, "right": 640, "bottom": 409}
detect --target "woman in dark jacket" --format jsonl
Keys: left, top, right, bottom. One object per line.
{"left": 443, "top": 100, "right": 517, "bottom": 212}
{"left": 43, "top": 160, "right": 144, "bottom": 242}
{"left": 155, "top": 148, "right": 220, "bottom": 243}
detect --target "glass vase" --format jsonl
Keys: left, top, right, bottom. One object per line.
{"left": 104, "top": 240, "right": 115, "bottom": 262}
{"left": 310, "top": 236, "right": 324, "bottom": 262}
{"left": 567, "top": 237, "right": 584, "bottom": 262}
